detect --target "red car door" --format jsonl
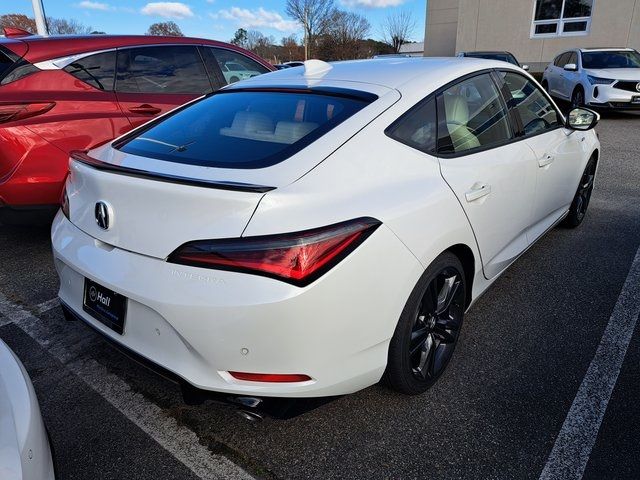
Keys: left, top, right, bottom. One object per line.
{"left": 114, "top": 45, "right": 213, "bottom": 128}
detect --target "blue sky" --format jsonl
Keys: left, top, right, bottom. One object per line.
{"left": 4, "top": 0, "right": 426, "bottom": 44}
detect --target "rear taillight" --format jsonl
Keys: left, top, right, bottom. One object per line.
{"left": 61, "top": 185, "right": 70, "bottom": 220}
{"left": 168, "top": 217, "right": 381, "bottom": 286}
{"left": 0, "top": 102, "right": 55, "bottom": 124}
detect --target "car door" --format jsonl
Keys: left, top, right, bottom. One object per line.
{"left": 200, "top": 46, "right": 271, "bottom": 86}
{"left": 497, "top": 70, "right": 584, "bottom": 241}
{"left": 548, "top": 52, "right": 569, "bottom": 97}
{"left": 437, "top": 72, "right": 538, "bottom": 279}
{"left": 560, "top": 51, "right": 580, "bottom": 99}
{"left": 115, "top": 45, "right": 213, "bottom": 128}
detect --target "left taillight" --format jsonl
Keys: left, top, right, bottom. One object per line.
{"left": 0, "top": 102, "right": 55, "bottom": 124}
{"left": 167, "top": 217, "right": 381, "bottom": 286}
{"left": 60, "top": 184, "right": 70, "bottom": 220}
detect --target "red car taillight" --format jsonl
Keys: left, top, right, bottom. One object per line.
{"left": 0, "top": 102, "right": 55, "bottom": 124}
{"left": 229, "top": 372, "right": 312, "bottom": 383}
{"left": 168, "top": 217, "right": 381, "bottom": 286}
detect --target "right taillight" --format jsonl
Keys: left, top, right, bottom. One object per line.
{"left": 0, "top": 102, "right": 55, "bottom": 124}
{"left": 60, "top": 184, "right": 70, "bottom": 220}
{"left": 167, "top": 217, "right": 381, "bottom": 286}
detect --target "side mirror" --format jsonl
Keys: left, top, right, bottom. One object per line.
{"left": 522, "top": 64, "right": 530, "bottom": 71}
{"left": 564, "top": 63, "right": 578, "bottom": 71}
{"left": 566, "top": 107, "right": 599, "bottom": 131}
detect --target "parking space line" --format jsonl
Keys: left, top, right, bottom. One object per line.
{"left": 0, "top": 293, "right": 253, "bottom": 480}
{"left": 539, "top": 245, "right": 640, "bottom": 480}
{"left": 34, "top": 297, "right": 60, "bottom": 314}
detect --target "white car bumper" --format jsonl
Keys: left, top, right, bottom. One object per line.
{"left": 51, "top": 212, "right": 423, "bottom": 398}
{"left": 586, "top": 81, "right": 640, "bottom": 108}
{"left": 0, "top": 340, "right": 55, "bottom": 480}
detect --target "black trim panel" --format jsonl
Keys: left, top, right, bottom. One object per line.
{"left": 70, "top": 151, "right": 276, "bottom": 193}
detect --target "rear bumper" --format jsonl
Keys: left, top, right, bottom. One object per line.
{"left": 51, "top": 212, "right": 423, "bottom": 399}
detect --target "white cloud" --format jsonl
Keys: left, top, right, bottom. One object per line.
{"left": 216, "top": 7, "right": 299, "bottom": 32}
{"left": 78, "top": 1, "right": 111, "bottom": 10}
{"left": 341, "top": 0, "right": 405, "bottom": 7}
{"left": 141, "top": 2, "right": 194, "bottom": 19}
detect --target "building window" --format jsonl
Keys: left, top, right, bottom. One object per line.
{"left": 531, "top": 0, "right": 594, "bottom": 38}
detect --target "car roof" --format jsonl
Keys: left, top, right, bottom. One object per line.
{"left": 578, "top": 47, "right": 636, "bottom": 52}
{"left": 463, "top": 51, "right": 514, "bottom": 55}
{"left": 0, "top": 34, "right": 272, "bottom": 67}
{"left": 227, "top": 57, "right": 524, "bottom": 96}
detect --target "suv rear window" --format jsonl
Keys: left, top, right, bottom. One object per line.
{"left": 117, "top": 89, "right": 374, "bottom": 169}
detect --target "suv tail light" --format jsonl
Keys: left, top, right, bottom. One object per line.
{"left": 0, "top": 102, "right": 55, "bottom": 124}
{"left": 168, "top": 217, "right": 381, "bottom": 286}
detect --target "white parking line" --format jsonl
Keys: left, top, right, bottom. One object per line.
{"left": 34, "top": 297, "right": 60, "bottom": 314}
{"left": 0, "top": 293, "right": 252, "bottom": 480}
{"left": 539, "top": 245, "right": 640, "bottom": 480}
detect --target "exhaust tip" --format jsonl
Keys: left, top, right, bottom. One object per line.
{"left": 237, "top": 410, "right": 264, "bottom": 422}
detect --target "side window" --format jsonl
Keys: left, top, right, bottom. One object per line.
{"left": 498, "top": 71, "right": 561, "bottom": 136}
{"left": 116, "top": 46, "right": 210, "bottom": 94}
{"left": 437, "top": 73, "right": 512, "bottom": 154}
{"left": 63, "top": 51, "right": 116, "bottom": 91}
{"left": 207, "top": 48, "right": 269, "bottom": 85}
{"left": 566, "top": 51, "right": 578, "bottom": 66}
{"left": 386, "top": 98, "right": 437, "bottom": 153}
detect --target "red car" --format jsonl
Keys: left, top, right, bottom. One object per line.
{"left": 0, "top": 30, "right": 274, "bottom": 224}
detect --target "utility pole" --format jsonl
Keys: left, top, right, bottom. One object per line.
{"left": 31, "top": 0, "right": 48, "bottom": 35}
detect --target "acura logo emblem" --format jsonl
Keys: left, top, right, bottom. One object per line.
{"left": 95, "top": 201, "right": 111, "bottom": 230}
{"left": 636, "top": 82, "right": 640, "bottom": 93}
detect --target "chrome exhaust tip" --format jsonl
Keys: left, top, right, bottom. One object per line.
{"left": 237, "top": 410, "right": 264, "bottom": 422}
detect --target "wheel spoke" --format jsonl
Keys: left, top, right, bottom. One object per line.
{"left": 432, "top": 325, "right": 456, "bottom": 344}
{"left": 414, "top": 334, "right": 435, "bottom": 379}
{"left": 436, "top": 275, "right": 460, "bottom": 315}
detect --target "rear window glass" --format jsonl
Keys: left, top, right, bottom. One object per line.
{"left": 0, "top": 48, "right": 17, "bottom": 79}
{"left": 117, "top": 90, "right": 372, "bottom": 169}
{"left": 466, "top": 53, "right": 518, "bottom": 66}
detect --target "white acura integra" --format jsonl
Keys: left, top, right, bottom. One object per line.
{"left": 52, "top": 58, "right": 600, "bottom": 406}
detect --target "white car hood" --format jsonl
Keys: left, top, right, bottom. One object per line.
{"left": 584, "top": 68, "right": 640, "bottom": 81}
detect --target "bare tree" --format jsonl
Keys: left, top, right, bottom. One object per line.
{"left": 320, "top": 10, "right": 370, "bottom": 60}
{"left": 146, "top": 21, "right": 184, "bottom": 36}
{"left": 47, "top": 18, "right": 92, "bottom": 35}
{"left": 285, "top": 0, "right": 335, "bottom": 60}
{"left": 381, "top": 11, "right": 416, "bottom": 53}
{"left": 0, "top": 14, "right": 37, "bottom": 33}
{"left": 281, "top": 35, "right": 304, "bottom": 61}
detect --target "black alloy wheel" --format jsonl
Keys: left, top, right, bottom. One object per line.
{"left": 572, "top": 88, "right": 585, "bottom": 108}
{"left": 385, "top": 252, "right": 466, "bottom": 395}
{"left": 563, "top": 156, "right": 597, "bottom": 228}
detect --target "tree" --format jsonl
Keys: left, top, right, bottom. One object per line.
{"left": 0, "top": 14, "right": 36, "bottom": 33}
{"left": 146, "top": 21, "right": 184, "bottom": 36}
{"left": 281, "top": 35, "right": 304, "bottom": 61}
{"left": 47, "top": 18, "right": 92, "bottom": 35}
{"left": 381, "top": 11, "right": 416, "bottom": 53}
{"left": 285, "top": 0, "right": 335, "bottom": 60}
{"left": 230, "top": 28, "right": 248, "bottom": 48}
{"left": 319, "top": 10, "right": 370, "bottom": 61}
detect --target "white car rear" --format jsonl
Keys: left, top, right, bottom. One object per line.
{"left": 0, "top": 339, "right": 55, "bottom": 480}
{"left": 52, "top": 59, "right": 600, "bottom": 413}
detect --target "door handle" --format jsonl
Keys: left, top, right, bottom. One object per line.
{"left": 465, "top": 183, "right": 491, "bottom": 202}
{"left": 538, "top": 154, "right": 554, "bottom": 168}
{"left": 128, "top": 104, "right": 162, "bottom": 115}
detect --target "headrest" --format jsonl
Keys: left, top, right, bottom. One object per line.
{"left": 444, "top": 94, "right": 470, "bottom": 126}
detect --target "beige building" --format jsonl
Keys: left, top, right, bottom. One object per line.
{"left": 424, "top": 0, "right": 640, "bottom": 71}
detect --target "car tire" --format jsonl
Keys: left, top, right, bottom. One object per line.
{"left": 571, "top": 86, "right": 585, "bottom": 108}
{"left": 562, "top": 155, "right": 597, "bottom": 228}
{"left": 384, "top": 251, "right": 466, "bottom": 395}
{"left": 229, "top": 76, "right": 239, "bottom": 84}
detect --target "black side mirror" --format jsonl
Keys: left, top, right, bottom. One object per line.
{"left": 566, "top": 107, "right": 599, "bottom": 131}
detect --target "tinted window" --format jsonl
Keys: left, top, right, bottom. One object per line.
{"left": 0, "top": 49, "right": 15, "bottom": 79}
{"left": 116, "top": 46, "right": 210, "bottom": 94}
{"left": 64, "top": 51, "right": 116, "bottom": 90}
{"left": 387, "top": 98, "right": 436, "bottom": 153}
{"left": 117, "top": 90, "right": 371, "bottom": 168}
{"left": 535, "top": 0, "right": 563, "bottom": 20}
{"left": 208, "top": 48, "right": 269, "bottom": 85}
{"left": 566, "top": 52, "right": 578, "bottom": 65}
{"left": 535, "top": 23, "right": 558, "bottom": 35}
{"left": 581, "top": 50, "right": 640, "bottom": 69}
{"left": 498, "top": 72, "right": 561, "bottom": 136}
{"left": 437, "top": 73, "right": 512, "bottom": 154}
{"left": 465, "top": 52, "right": 519, "bottom": 66}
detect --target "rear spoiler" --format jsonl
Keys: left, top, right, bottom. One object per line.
{"left": 70, "top": 151, "right": 276, "bottom": 194}
{"left": 3, "top": 27, "right": 34, "bottom": 38}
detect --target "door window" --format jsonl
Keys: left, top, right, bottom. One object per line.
{"left": 498, "top": 71, "right": 562, "bottom": 136}
{"left": 437, "top": 73, "right": 513, "bottom": 154}
{"left": 566, "top": 51, "right": 578, "bottom": 66}
{"left": 115, "top": 46, "right": 210, "bottom": 94}
{"left": 204, "top": 48, "right": 269, "bottom": 85}
{"left": 63, "top": 51, "right": 116, "bottom": 91}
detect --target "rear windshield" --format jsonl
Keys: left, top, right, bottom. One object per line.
{"left": 117, "top": 89, "right": 372, "bottom": 169}
{"left": 0, "top": 47, "right": 17, "bottom": 79}
{"left": 466, "top": 53, "right": 518, "bottom": 66}
{"left": 581, "top": 51, "right": 640, "bottom": 69}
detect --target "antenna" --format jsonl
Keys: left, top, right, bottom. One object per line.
{"left": 304, "top": 60, "right": 332, "bottom": 77}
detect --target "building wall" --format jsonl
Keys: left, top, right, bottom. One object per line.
{"left": 424, "top": 0, "right": 460, "bottom": 56}
{"left": 425, "top": 0, "right": 640, "bottom": 71}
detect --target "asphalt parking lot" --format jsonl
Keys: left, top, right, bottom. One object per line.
{"left": 1, "top": 111, "right": 639, "bottom": 480}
